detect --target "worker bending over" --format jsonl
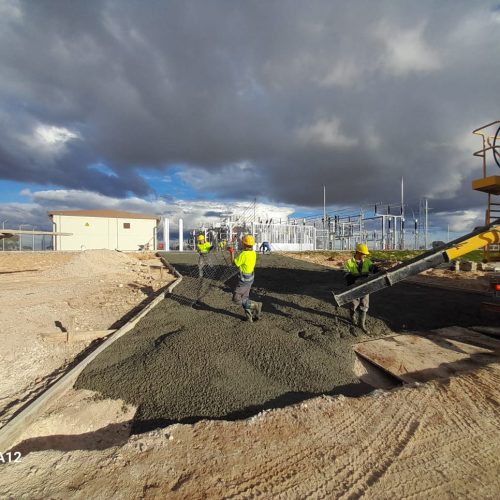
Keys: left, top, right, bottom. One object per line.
{"left": 231, "top": 234, "right": 263, "bottom": 322}
{"left": 196, "top": 234, "right": 213, "bottom": 278}
{"left": 344, "top": 243, "right": 378, "bottom": 332}
{"left": 259, "top": 241, "right": 271, "bottom": 254}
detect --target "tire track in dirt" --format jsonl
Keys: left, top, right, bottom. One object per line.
{"left": 230, "top": 390, "right": 421, "bottom": 499}
{"left": 332, "top": 404, "right": 420, "bottom": 499}
{"left": 224, "top": 401, "right": 375, "bottom": 498}
{"left": 364, "top": 374, "right": 500, "bottom": 498}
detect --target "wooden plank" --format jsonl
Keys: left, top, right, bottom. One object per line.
{"left": 353, "top": 356, "right": 400, "bottom": 390}
{"left": 430, "top": 326, "right": 500, "bottom": 352}
{"left": 354, "top": 334, "right": 496, "bottom": 384}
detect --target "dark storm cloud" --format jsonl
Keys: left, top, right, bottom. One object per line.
{"left": 1, "top": 0, "right": 499, "bottom": 212}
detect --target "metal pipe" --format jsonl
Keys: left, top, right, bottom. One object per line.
{"left": 178, "top": 218, "right": 184, "bottom": 251}
{"left": 164, "top": 218, "right": 170, "bottom": 251}
{"left": 424, "top": 198, "right": 428, "bottom": 250}
{"left": 1, "top": 220, "right": 7, "bottom": 251}
{"left": 19, "top": 224, "right": 34, "bottom": 251}
{"left": 401, "top": 176, "right": 405, "bottom": 249}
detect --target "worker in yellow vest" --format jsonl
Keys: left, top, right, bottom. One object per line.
{"left": 196, "top": 234, "right": 213, "bottom": 278}
{"left": 344, "top": 243, "right": 379, "bottom": 332}
{"left": 231, "top": 234, "right": 263, "bottom": 322}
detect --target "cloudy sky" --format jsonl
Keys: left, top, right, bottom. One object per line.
{"left": 1, "top": 0, "right": 499, "bottom": 233}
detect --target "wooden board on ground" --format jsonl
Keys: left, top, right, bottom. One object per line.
{"left": 354, "top": 330, "right": 499, "bottom": 383}
{"left": 430, "top": 326, "right": 500, "bottom": 352}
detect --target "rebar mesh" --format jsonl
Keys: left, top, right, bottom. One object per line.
{"left": 170, "top": 249, "right": 239, "bottom": 307}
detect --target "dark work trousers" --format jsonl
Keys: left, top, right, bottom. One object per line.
{"left": 352, "top": 294, "right": 369, "bottom": 312}
{"left": 198, "top": 253, "right": 209, "bottom": 278}
{"left": 232, "top": 273, "right": 254, "bottom": 309}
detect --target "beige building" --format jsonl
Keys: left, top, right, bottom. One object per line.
{"left": 48, "top": 210, "right": 160, "bottom": 251}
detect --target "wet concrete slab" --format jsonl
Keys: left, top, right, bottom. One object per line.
{"left": 76, "top": 254, "right": 496, "bottom": 433}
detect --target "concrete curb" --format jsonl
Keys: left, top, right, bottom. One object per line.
{"left": 159, "top": 255, "right": 183, "bottom": 288}
{"left": 0, "top": 265, "right": 182, "bottom": 452}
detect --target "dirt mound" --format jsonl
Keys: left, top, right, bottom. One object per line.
{"left": 41, "top": 249, "right": 137, "bottom": 279}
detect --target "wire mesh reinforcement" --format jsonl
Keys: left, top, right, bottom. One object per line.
{"left": 170, "top": 250, "right": 239, "bottom": 307}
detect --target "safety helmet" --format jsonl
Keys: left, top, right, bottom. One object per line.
{"left": 242, "top": 234, "right": 255, "bottom": 247}
{"left": 197, "top": 234, "right": 205, "bottom": 242}
{"left": 355, "top": 243, "right": 369, "bottom": 255}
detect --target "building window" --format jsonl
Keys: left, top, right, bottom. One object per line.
{"left": 123, "top": 223, "right": 131, "bottom": 229}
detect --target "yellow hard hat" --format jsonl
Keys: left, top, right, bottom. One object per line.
{"left": 242, "top": 234, "right": 255, "bottom": 247}
{"left": 197, "top": 234, "right": 205, "bottom": 242}
{"left": 356, "top": 243, "right": 369, "bottom": 255}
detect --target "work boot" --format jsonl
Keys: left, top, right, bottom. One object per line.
{"left": 359, "top": 311, "right": 368, "bottom": 332}
{"left": 350, "top": 308, "right": 358, "bottom": 326}
{"left": 253, "top": 301, "right": 263, "bottom": 320}
{"left": 244, "top": 306, "right": 253, "bottom": 322}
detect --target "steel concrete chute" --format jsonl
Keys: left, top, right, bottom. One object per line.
{"left": 332, "top": 219, "right": 500, "bottom": 307}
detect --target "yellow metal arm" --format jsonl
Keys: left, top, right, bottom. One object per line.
{"left": 333, "top": 221, "right": 500, "bottom": 307}
{"left": 445, "top": 225, "right": 500, "bottom": 261}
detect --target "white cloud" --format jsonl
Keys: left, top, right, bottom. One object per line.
{"left": 1, "top": 189, "right": 294, "bottom": 233}
{"left": 433, "top": 208, "right": 483, "bottom": 233}
{"left": 374, "top": 22, "right": 441, "bottom": 76}
{"left": 17, "top": 124, "right": 81, "bottom": 163}
{"left": 297, "top": 118, "right": 357, "bottom": 148}
{"left": 177, "top": 161, "right": 262, "bottom": 194}
{"left": 35, "top": 125, "right": 79, "bottom": 145}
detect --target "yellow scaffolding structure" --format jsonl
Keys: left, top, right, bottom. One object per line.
{"left": 472, "top": 120, "right": 500, "bottom": 262}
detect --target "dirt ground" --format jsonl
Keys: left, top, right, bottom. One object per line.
{"left": 283, "top": 250, "right": 492, "bottom": 293}
{"left": 3, "top": 366, "right": 499, "bottom": 498}
{"left": 0, "top": 250, "right": 174, "bottom": 426}
{"left": 1, "top": 251, "right": 499, "bottom": 498}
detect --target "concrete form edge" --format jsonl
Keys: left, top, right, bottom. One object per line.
{"left": 0, "top": 261, "right": 182, "bottom": 452}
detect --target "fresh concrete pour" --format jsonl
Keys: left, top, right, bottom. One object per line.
{"left": 76, "top": 254, "right": 495, "bottom": 433}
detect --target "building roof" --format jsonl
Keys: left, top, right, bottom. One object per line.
{"left": 48, "top": 210, "right": 161, "bottom": 221}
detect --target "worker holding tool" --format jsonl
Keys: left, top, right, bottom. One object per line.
{"left": 196, "top": 234, "right": 213, "bottom": 278}
{"left": 231, "top": 234, "right": 263, "bottom": 322}
{"left": 344, "top": 243, "right": 378, "bottom": 332}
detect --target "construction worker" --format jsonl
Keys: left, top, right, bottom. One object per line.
{"left": 196, "top": 234, "right": 213, "bottom": 278}
{"left": 344, "top": 243, "right": 378, "bottom": 332}
{"left": 259, "top": 241, "right": 271, "bottom": 254}
{"left": 218, "top": 239, "right": 227, "bottom": 252}
{"left": 231, "top": 234, "right": 263, "bottom": 322}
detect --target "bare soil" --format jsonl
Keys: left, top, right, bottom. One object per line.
{"left": 2, "top": 366, "right": 499, "bottom": 499}
{"left": 0, "top": 251, "right": 499, "bottom": 498}
{"left": 282, "top": 250, "right": 492, "bottom": 293}
{"left": 0, "top": 250, "right": 174, "bottom": 426}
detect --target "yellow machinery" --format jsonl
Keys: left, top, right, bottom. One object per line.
{"left": 333, "top": 121, "right": 500, "bottom": 308}
{"left": 472, "top": 120, "right": 500, "bottom": 262}
{"left": 332, "top": 219, "right": 500, "bottom": 307}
